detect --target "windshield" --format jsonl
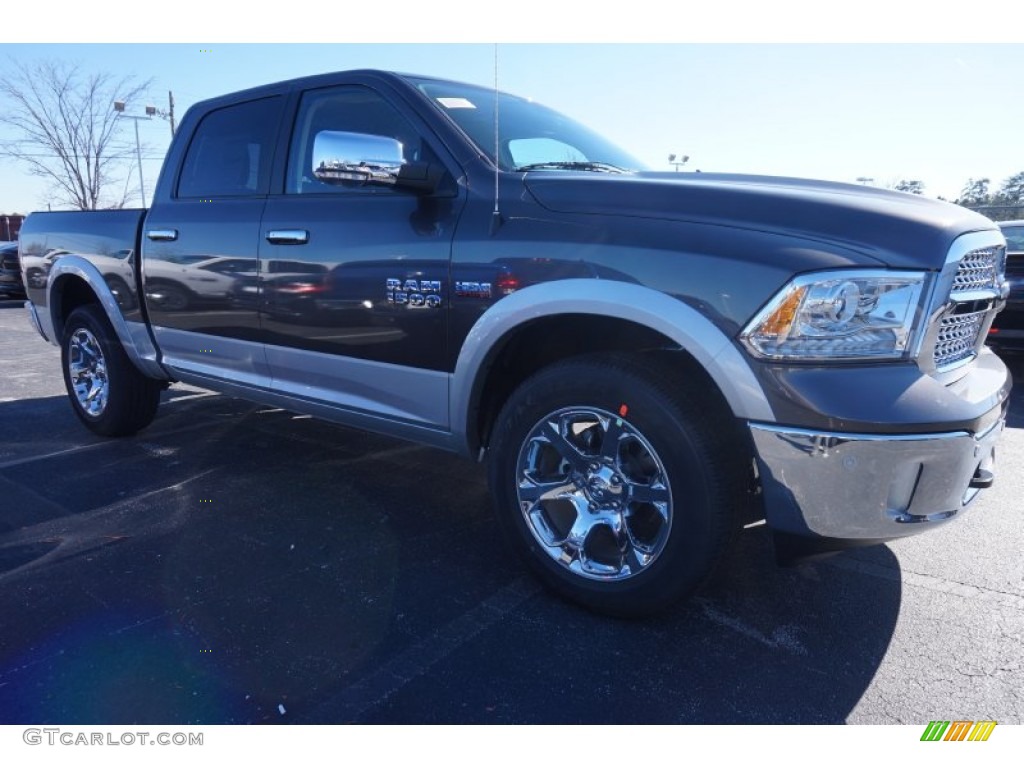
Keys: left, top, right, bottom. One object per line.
{"left": 409, "top": 77, "right": 646, "bottom": 173}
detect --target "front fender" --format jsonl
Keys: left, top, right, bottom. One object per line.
{"left": 449, "top": 279, "right": 775, "bottom": 456}
{"left": 47, "top": 255, "right": 169, "bottom": 380}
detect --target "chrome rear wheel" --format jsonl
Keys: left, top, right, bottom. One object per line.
{"left": 67, "top": 327, "right": 109, "bottom": 417}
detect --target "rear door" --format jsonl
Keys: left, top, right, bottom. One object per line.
{"left": 143, "top": 94, "right": 286, "bottom": 386}
{"left": 258, "top": 80, "right": 463, "bottom": 428}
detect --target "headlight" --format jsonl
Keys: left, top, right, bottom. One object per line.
{"left": 741, "top": 270, "right": 926, "bottom": 360}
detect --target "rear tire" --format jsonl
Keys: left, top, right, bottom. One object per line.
{"left": 488, "top": 353, "right": 746, "bottom": 617}
{"left": 61, "top": 304, "right": 162, "bottom": 436}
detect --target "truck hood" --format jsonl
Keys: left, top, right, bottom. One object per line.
{"left": 523, "top": 172, "right": 998, "bottom": 270}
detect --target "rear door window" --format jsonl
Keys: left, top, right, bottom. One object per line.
{"left": 178, "top": 97, "right": 283, "bottom": 198}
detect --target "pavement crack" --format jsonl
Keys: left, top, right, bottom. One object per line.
{"left": 822, "top": 556, "right": 1024, "bottom": 609}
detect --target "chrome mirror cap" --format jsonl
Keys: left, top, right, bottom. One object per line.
{"left": 312, "top": 130, "right": 404, "bottom": 187}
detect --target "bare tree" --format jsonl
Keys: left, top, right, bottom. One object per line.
{"left": 0, "top": 60, "right": 152, "bottom": 210}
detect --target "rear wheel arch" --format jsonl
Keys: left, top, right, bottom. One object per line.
{"left": 51, "top": 273, "right": 102, "bottom": 341}
{"left": 45, "top": 256, "right": 168, "bottom": 381}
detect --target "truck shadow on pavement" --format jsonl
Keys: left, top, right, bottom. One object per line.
{"left": 0, "top": 389, "right": 916, "bottom": 724}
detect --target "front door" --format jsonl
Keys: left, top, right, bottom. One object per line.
{"left": 259, "top": 84, "right": 461, "bottom": 428}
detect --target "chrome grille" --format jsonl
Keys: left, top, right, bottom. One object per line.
{"left": 934, "top": 310, "right": 987, "bottom": 368}
{"left": 926, "top": 239, "right": 1006, "bottom": 373}
{"left": 952, "top": 247, "right": 1000, "bottom": 293}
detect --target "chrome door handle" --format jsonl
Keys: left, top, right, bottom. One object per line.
{"left": 146, "top": 229, "right": 178, "bottom": 242}
{"left": 266, "top": 229, "right": 309, "bottom": 245}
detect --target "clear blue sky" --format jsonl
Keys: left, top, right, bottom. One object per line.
{"left": 2, "top": 42, "right": 1022, "bottom": 212}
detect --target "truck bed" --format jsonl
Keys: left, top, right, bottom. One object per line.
{"left": 19, "top": 209, "right": 147, "bottom": 323}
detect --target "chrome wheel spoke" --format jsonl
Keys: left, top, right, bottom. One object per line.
{"left": 598, "top": 415, "right": 625, "bottom": 460}
{"left": 557, "top": 514, "right": 617, "bottom": 576}
{"left": 530, "top": 503, "right": 591, "bottom": 559}
{"left": 517, "top": 478, "right": 575, "bottom": 506}
{"left": 620, "top": 540, "right": 651, "bottom": 576}
{"left": 623, "top": 518, "right": 658, "bottom": 554}
{"left": 627, "top": 481, "right": 671, "bottom": 505}
{"left": 538, "top": 419, "right": 590, "bottom": 473}
{"left": 526, "top": 507, "right": 566, "bottom": 548}
{"left": 561, "top": 511, "right": 598, "bottom": 551}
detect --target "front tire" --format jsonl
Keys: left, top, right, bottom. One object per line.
{"left": 488, "top": 353, "right": 746, "bottom": 617}
{"left": 61, "top": 304, "right": 162, "bottom": 436}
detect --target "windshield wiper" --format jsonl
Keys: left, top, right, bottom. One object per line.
{"left": 514, "top": 161, "right": 628, "bottom": 174}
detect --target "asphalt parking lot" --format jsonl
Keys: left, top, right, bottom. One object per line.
{"left": 1, "top": 298, "right": 1022, "bottom": 725}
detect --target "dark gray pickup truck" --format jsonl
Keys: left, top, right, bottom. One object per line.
{"left": 19, "top": 69, "right": 1012, "bottom": 616}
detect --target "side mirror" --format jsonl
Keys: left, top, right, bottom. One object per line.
{"left": 311, "top": 130, "right": 439, "bottom": 194}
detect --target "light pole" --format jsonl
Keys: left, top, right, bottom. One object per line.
{"left": 113, "top": 101, "right": 156, "bottom": 205}
{"left": 668, "top": 153, "right": 690, "bottom": 172}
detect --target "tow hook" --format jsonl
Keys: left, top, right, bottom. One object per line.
{"left": 969, "top": 467, "right": 994, "bottom": 490}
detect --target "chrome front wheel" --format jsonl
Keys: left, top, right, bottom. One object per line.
{"left": 516, "top": 407, "right": 672, "bottom": 581}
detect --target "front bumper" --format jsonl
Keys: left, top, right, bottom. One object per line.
{"left": 750, "top": 415, "right": 1005, "bottom": 541}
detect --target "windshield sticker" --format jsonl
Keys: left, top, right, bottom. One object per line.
{"left": 437, "top": 97, "right": 476, "bottom": 110}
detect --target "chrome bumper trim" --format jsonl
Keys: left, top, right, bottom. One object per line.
{"left": 750, "top": 419, "right": 1004, "bottom": 540}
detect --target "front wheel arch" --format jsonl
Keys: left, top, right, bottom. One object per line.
{"left": 449, "top": 279, "right": 777, "bottom": 458}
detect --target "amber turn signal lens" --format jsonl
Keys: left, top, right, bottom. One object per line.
{"left": 758, "top": 286, "right": 806, "bottom": 337}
